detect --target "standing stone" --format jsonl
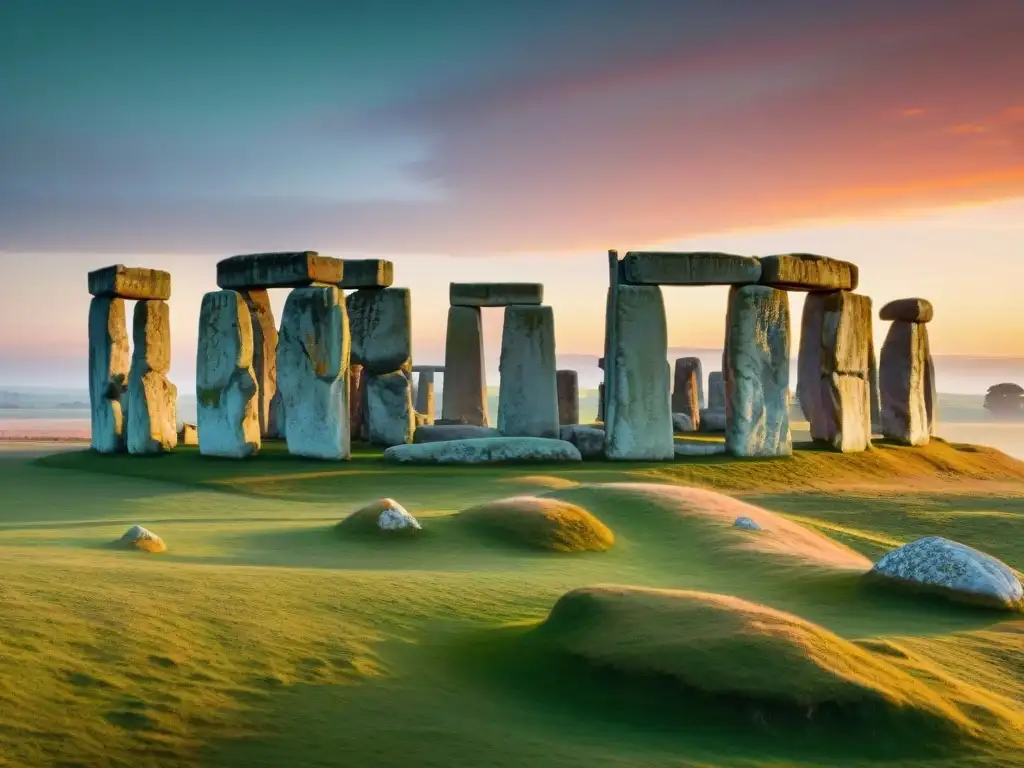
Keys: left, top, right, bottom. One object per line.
{"left": 556, "top": 370, "right": 579, "bottom": 426}
{"left": 922, "top": 325, "right": 938, "bottom": 436}
{"left": 127, "top": 300, "right": 178, "bottom": 455}
{"left": 195, "top": 290, "right": 261, "bottom": 458}
{"left": 269, "top": 390, "right": 285, "bottom": 439}
{"left": 819, "top": 292, "right": 872, "bottom": 452}
{"left": 880, "top": 321, "right": 929, "bottom": 446}
{"left": 497, "top": 305, "right": 559, "bottom": 438}
{"left": 366, "top": 371, "right": 414, "bottom": 447}
{"left": 238, "top": 289, "right": 278, "bottom": 439}
{"left": 671, "top": 358, "right": 702, "bottom": 430}
{"left": 88, "top": 297, "right": 130, "bottom": 453}
{"left": 597, "top": 382, "right": 605, "bottom": 422}
{"left": 797, "top": 294, "right": 827, "bottom": 436}
{"left": 708, "top": 371, "right": 725, "bottom": 410}
{"left": 277, "top": 286, "right": 350, "bottom": 460}
{"left": 415, "top": 369, "right": 436, "bottom": 423}
{"left": 442, "top": 305, "right": 488, "bottom": 426}
{"left": 347, "top": 288, "right": 412, "bottom": 375}
{"left": 605, "top": 285, "right": 674, "bottom": 460}
{"left": 349, "top": 364, "right": 368, "bottom": 442}
{"left": 868, "top": 332, "right": 881, "bottom": 434}
{"left": 724, "top": 286, "right": 791, "bottom": 457}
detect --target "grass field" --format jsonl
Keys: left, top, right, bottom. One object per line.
{"left": 2, "top": 438, "right": 1024, "bottom": 767}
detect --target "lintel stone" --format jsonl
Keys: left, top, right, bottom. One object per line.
{"left": 216, "top": 252, "right": 344, "bottom": 290}
{"left": 450, "top": 282, "right": 543, "bottom": 307}
{"left": 338, "top": 259, "right": 394, "bottom": 289}
{"left": 621, "top": 252, "right": 761, "bottom": 286}
{"left": 758, "top": 254, "right": 858, "bottom": 291}
{"left": 88, "top": 265, "right": 171, "bottom": 300}
{"left": 880, "top": 298, "right": 933, "bottom": 323}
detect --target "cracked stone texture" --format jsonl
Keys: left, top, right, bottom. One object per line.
{"left": 347, "top": 287, "right": 412, "bottom": 375}
{"left": 880, "top": 298, "right": 933, "bottom": 324}
{"left": 237, "top": 289, "right": 279, "bottom": 438}
{"left": 556, "top": 370, "right": 579, "bottom": 426}
{"left": 195, "top": 290, "right": 261, "bottom": 458}
{"left": 127, "top": 300, "right": 178, "bottom": 455}
{"left": 758, "top": 254, "right": 858, "bottom": 291}
{"left": 366, "top": 371, "right": 414, "bottom": 447}
{"left": 880, "top": 320, "right": 929, "bottom": 446}
{"left": 216, "top": 252, "right": 344, "bottom": 290}
{"left": 442, "top": 305, "right": 489, "bottom": 426}
{"left": 559, "top": 425, "right": 606, "bottom": 458}
{"left": 671, "top": 357, "right": 702, "bottom": 429}
{"left": 88, "top": 296, "right": 130, "bottom": 454}
{"left": 870, "top": 536, "right": 1023, "bottom": 610}
{"left": 621, "top": 251, "right": 762, "bottom": 285}
{"left": 88, "top": 265, "right": 172, "bottom": 300}
{"left": 724, "top": 285, "right": 792, "bottom": 457}
{"left": 605, "top": 285, "right": 674, "bottom": 460}
{"left": 384, "top": 437, "right": 582, "bottom": 464}
{"left": 277, "top": 286, "right": 351, "bottom": 460}
{"left": 497, "top": 305, "right": 559, "bottom": 438}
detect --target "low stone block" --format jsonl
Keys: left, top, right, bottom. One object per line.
{"left": 559, "top": 424, "right": 606, "bottom": 458}
{"left": 621, "top": 252, "right": 762, "bottom": 285}
{"left": 366, "top": 371, "right": 414, "bottom": 447}
{"left": 88, "top": 265, "right": 171, "bottom": 301}
{"left": 338, "top": 259, "right": 394, "bottom": 288}
{"left": 880, "top": 298, "right": 933, "bottom": 324}
{"left": 88, "top": 297, "right": 130, "bottom": 453}
{"left": 383, "top": 437, "right": 582, "bottom": 464}
{"left": 127, "top": 300, "right": 178, "bottom": 455}
{"left": 414, "top": 424, "right": 500, "bottom": 443}
{"left": 556, "top": 370, "right": 579, "bottom": 426}
{"left": 217, "top": 252, "right": 344, "bottom": 290}
{"left": 758, "top": 254, "right": 858, "bottom": 291}
{"left": 450, "top": 283, "right": 543, "bottom": 307}
{"left": 347, "top": 287, "right": 412, "bottom": 374}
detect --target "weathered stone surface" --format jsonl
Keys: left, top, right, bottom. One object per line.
{"left": 414, "top": 424, "right": 500, "bottom": 443}
{"left": 559, "top": 424, "right": 606, "bottom": 458}
{"left": 237, "top": 289, "right": 279, "bottom": 438}
{"left": 498, "top": 306, "right": 559, "bottom": 438}
{"left": 556, "top": 370, "right": 579, "bottom": 426}
{"left": 415, "top": 369, "right": 436, "bottom": 423}
{"left": 196, "top": 290, "right": 261, "bottom": 458}
{"left": 277, "top": 286, "right": 350, "bottom": 459}
{"left": 605, "top": 285, "right": 674, "bottom": 460}
{"left": 366, "top": 371, "right": 414, "bottom": 447}
{"left": 868, "top": 334, "right": 881, "bottom": 434}
{"left": 621, "top": 252, "right": 762, "bottom": 285}
{"left": 88, "top": 297, "right": 130, "bottom": 453}
{"left": 127, "top": 301, "right": 177, "bottom": 455}
{"left": 442, "top": 306, "right": 488, "bottom": 426}
{"left": 338, "top": 259, "right": 394, "bottom": 289}
{"left": 375, "top": 499, "right": 422, "bottom": 532}
{"left": 796, "top": 294, "right": 827, "bottom": 437}
{"left": 923, "top": 325, "right": 938, "bottom": 437}
{"left": 349, "top": 364, "right": 367, "bottom": 442}
{"left": 674, "top": 439, "right": 727, "bottom": 457}
{"left": 597, "top": 382, "right": 605, "bottom": 422}
{"left": 724, "top": 286, "right": 792, "bottom": 457}
{"left": 449, "top": 283, "right": 543, "bottom": 307}
{"left": 880, "top": 298, "right": 933, "bottom": 324}
{"left": 116, "top": 525, "right": 166, "bottom": 553}
{"left": 671, "top": 357, "right": 702, "bottom": 429}
{"left": 733, "top": 516, "right": 761, "bottom": 531}
{"left": 217, "top": 252, "right": 344, "bottom": 290}
{"left": 699, "top": 408, "right": 726, "bottom": 433}
{"left": 672, "top": 413, "right": 695, "bottom": 433}
{"left": 880, "top": 321, "right": 929, "bottom": 446}
{"left": 347, "top": 288, "right": 412, "bottom": 374}
{"left": 869, "top": 536, "right": 1023, "bottom": 610}
{"left": 269, "top": 391, "right": 285, "bottom": 439}
{"left": 178, "top": 423, "right": 198, "bottom": 446}
{"left": 707, "top": 371, "right": 725, "bottom": 410}
{"left": 88, "top": 265, "right": 171, "bottom": 300}
{"left": 758, "top": 254, "right": 858, "bottom": 291}
{"left": 384, "top": 437, "right": 582, "bottom": 464}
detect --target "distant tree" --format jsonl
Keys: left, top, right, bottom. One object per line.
{"left": 984, "top": 383, "right": 1024, "bottom": 416}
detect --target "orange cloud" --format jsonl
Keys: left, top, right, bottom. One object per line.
{"left": 901, "top": 107, "right": 927, "bottom": 117}
{"left": 945, "top": 123, "right": 989, "bottom": 135}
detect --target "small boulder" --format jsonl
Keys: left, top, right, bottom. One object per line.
{"left": 869, "top": 536, "right": 1023, "bottom": 610}
{"left": 733, "top": 516, "right": 762, "bottom": 531}
{"left": 337, "top": 498, "right": 423, "bottom": 537}
{"left": 116, "top": 525, "right": 166, "bottom": 553}
{"left": 559, "top": 424, "right": 606, "bottom": 459}
{"left": 376, "top": 499, "right": 422, "bottom": 532}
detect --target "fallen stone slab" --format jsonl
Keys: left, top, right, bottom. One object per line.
{"left": 621, "top": 252, "right": 762, "bottom": 286}
{"left": 414, "top": 424, "right": 500, "bottom": 443}
{"left": 450, "top": 282, "right": 543, "bottom": 307}
{"left": 880, "top": 298, "right": 933, "bottom": 324}
{"left": 559, "top": 424, "right": 605, "bottom": 458}
{"left": 338, "top": 259, "right": 394, "bottom": 289}
{"left": 758, "top": 254, "right": 858, "bottom": 291}
{"left": 674, "top": 440, "right": 727, "bottom": 457}
{"left": 868, "top": 536, "right": 1023, "bottom": 611}
{"left": 88, "top": 265, "right": 171, "bottom": 300}
{"left": 384, "top": 437, "right": 582, "bottom": 464}
{"left": 347, "top": 287, "right": 412, "bottom": 374}
{"left": 216, "top": 252, "right": 344, "bottom": 290}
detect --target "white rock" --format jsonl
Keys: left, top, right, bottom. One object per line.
{"left": 117, "top": 525, "right": 166, "bottom": 553}
{"left": 870, "top": 536, "right": 1023, "bottom": 610}
{"left": 88, "top": 296, "right": 130, "bottom": 454}
{"left": 733, "top": 516, "right": 762, "bottom": 531}
{"left": 497, "top": 305, "right": 559, "bottom": 438}
{"left": 127, "top": 300, "right": 178, "bottom": 455}
{"left": 384, "top": 437, "right": 582, "bottom": 464}
{"left": 377, "top": 500, "right": 422, "bottom": 531}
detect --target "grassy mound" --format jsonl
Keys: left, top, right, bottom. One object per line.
{"left": 335, "top": 499, "right": 423, "bottom": 538}
{"left": 533, "top": 585, "right": 974, "bottom": 731}
{"left": 545, "top": 483, "right": 872, "bottom": 572}
{"left": 457, "top": 496, "right": 614, "bottom": 552}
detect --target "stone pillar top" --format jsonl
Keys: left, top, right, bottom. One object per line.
{"left": 88, "top": 265, "right": 171, "bottom": 300}
{"left": 757, "top": 254, "right": 858, "bottom": 291}
{"left": 880, "top": 298, "right": 933, "bottom": 323}
{"left": 621, "top": 251, "right": 761, "bottom": 286}
{"left": 450, "top": 282, "right": 543, "bottom": 307}
{"left": 216, "top": 252, "right": 344, "bottom": 290}
{"left": 339, "top": 259, "right": 394, "bottom": 289}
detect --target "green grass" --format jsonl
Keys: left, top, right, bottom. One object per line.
{"left": 457, "top": 496, "right": 616, "bottom": 552}
{"left": 1, "top": 439, "right": 1024, "bottom": 766}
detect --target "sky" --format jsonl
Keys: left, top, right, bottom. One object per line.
{"left": 1, "top": 0, "right": 1023, "bottom": 390}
